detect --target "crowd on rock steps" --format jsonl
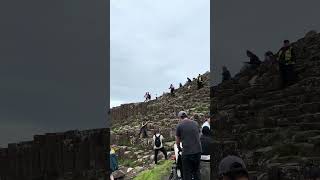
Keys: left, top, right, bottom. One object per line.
{"left": 222, "top": 39, "right": 297, "bottom": 88}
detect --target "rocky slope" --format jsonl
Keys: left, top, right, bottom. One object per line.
{"left": 110, "top": 72, "right": 210, "bottom": 179}
{"left": 211, "top": 31, "right": 320, "bottom": 179}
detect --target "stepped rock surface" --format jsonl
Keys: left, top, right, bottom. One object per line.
{"left": 110, "top": 72, "right": 210, "bottom": 179}
{"left": 0, "top": 128, "right": 109, "bottom": 180}
{"left": 211, "top": 31, "right": 320, "bottom": 179}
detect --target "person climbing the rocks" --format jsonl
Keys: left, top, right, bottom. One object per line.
{"left": 153, "top": 129, "right": 168, "bottom": 164}
{"left": 200, "top": 126, "right": 213, "bottom": 180}
{"left": 276, "top": 40, "right": 296, "bottom": 87}
{"left": 179, "top": 83, "right": 183, "bottom": 88}
{"left": 169, "top": 84, "right": 175, "bottom": 96}
{"left": 244, "top": 50, "right": 261, "bottom": 69}
{"left": 109, "top": 145, "right": 119, "bottom": 180}
{"left": 176, "top": 111, "right": 202, "bottom": 180}
{"left": 222, "top": 66, "right": 231, "bottom": 82}
{"left": 197, "top": 74, "right": 204, "bottom": 89}
{"left": 187, "top": 77, "right": 192, "bottom": 83}
{"left": 218, "top": 155, "right": 249, "bottom": 180}
{"left": 138, "top": 121, "right": 150, "bottom": 138}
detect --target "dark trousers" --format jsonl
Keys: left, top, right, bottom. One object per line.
{"left": 154, "top": 147, "right": 167, "bottom": 164}
{"left": 139, "top": 128, "right": 148, "bottom": 138}
{"left": 181, "top": 153, "right": 201, "bottom": 180}
{"left": 279, "top": 63, "right": 295, "bottom": 86}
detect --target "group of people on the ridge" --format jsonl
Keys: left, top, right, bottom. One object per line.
{"left": 222, "top": 39, "right": 297, "bottom": 87}
{"left": 143, "top": 74, "right": 205, "bottom": 101}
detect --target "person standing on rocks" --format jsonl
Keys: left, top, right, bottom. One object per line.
{"left": 218, "top": 155, "right": 249, "bottom": 180}
{"left": 138, "top": 121, "right": 150, "bottom": 138}
{"left": 109, "top": 145, "right": 119, "bottom": 180}
{"left": 197, "top": 74, "right": 204, "bottom": 89}
{"left": 176, "top": 111, "right": 202, "bottom": 180}
{"left": 276, "top": 40, "right": 296, "bottom": 87}
{"left": 152, "top": 129, "right": 168, "bottom": 164}
{"left": 200, "top": 126, "right": 213, "bottom": 180}
{"left": 144, "top": 92, "right": 149, "bottom": 102}
{"left": 169, "top": 84, "right": 175, "bottom": 96}
{"left": 222, "top": 66, "right": 231, "bottom": 82}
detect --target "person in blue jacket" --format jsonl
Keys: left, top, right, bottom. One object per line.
{"left": 110, "top": 145, "right": 119, "bottom": 180}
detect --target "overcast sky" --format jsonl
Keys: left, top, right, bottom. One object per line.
{"left": 0, "top": 0, "right": 107, "bottom": 147}
{"left": 110, "top": 0, "right": 210, "bottom": 107}
{"left": 212, "top": 0, "right": 320, "bottom": 85}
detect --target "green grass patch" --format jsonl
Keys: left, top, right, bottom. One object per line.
{"left": 134, "top": 160, "right": 173, "bottom": 180}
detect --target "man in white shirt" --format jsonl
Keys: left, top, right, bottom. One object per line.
{"left": 153, "top": 129, "right": 168, "bottom": 164}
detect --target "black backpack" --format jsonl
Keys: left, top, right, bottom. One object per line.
{"left": 155, "top": 134, "right": 162, "bottom": 148}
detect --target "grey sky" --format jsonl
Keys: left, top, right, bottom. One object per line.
{"left": 211, "top": 0, "right": 320, "bottom": 85}
{"left": 0, "top": 0, "right": 107, "bottom": 147}
{"left": 110, "top": 0, "right": 210, "bottom": 107}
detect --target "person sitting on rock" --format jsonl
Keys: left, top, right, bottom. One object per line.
{"left": 244, "top": 50, "right": 261, "bottom": 69}
{"left": 153, "top": 129, "right": 168, "bottom": 164}
{"left": 176, "top": 111, "right": 202, "bottom": 180}
{"left": 264, "top": 51, "right": 276, "bottom": 64}
{"left": 218, "top": 155, "right": 249, "bottom": 180}
{"left": 138, "top": 121, "right": 150, "bottom": 138}
{"left": 169, "top": 84, "right": 175, "bottom": 96}
{"left": 200, "top": 126, "right": 213, "bottom": 180}
{"left": 276, "top": 39, "right": 297, "bottom": 87}
{"left": 222, "top": 66, "right": 231, "bottom": 82}
{"left": 109, "top": 145, "right": 119, "bottom": 180}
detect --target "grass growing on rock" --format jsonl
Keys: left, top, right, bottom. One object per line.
{"left": 134, "top": 160, "right": 173, "bottom": 180}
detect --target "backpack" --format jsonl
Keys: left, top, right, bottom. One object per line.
{"left": 155, "top": 134, "right": 162, "bottom": 148}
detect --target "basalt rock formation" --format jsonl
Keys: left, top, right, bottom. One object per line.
{"left": 110, "top": 72, "right": 210, "bottom": 179}
{"left": 0, "top": 128, "right": 109, "bottom": 180}
{"left": 211, "top": 31, "right": 320, "bottom": 179}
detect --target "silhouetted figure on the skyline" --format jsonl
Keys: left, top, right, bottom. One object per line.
{"left": 244, "top": 50, "right": 261, "bottom": 69}
{"left": 264, "top": 51, "right": 276, "bottom": 64}
{"left": 222, "top": 66, "right": 231, "bottom": 82}
{"left": 276, "top": 40, "right": 296, "bottom": 87}
{"left": 187, "top": 77, "right": 192, "bottom": 83}
{"left": 169, "top": 84, "right": 175, "bottom": 96}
